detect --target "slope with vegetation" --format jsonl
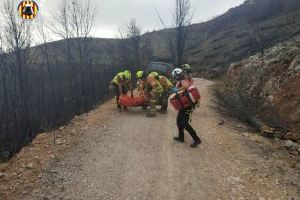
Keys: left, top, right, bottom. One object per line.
{"left": 148, "top": 0, "right": 300, "bottom": 75}
{"left": 215, "top": 37, "right": 300, "bottom": 141}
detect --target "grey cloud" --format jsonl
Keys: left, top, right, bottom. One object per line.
{"left": 36, "top": 0, "right": 245, "bottom": 38}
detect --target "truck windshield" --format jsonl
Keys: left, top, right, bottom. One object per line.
{"left": 150, "top": 63, "right": 169, "bottom": 72}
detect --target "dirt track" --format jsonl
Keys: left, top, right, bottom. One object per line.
{"left": 14, "top": 78, "right": 300, "bottom": 199}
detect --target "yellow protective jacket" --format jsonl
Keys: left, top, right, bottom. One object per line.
{"left": 112, "top": 72, "right": 130, "bottom": 85}
{"left": 158, "top": 76, "right": 174, "bottom": 90}
{"left": 145, "top": 75, "right": 164, "bottom": 94}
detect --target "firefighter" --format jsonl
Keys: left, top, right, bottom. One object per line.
{"left": 150, "top": 72, "right": 174, "bottom": 91}
{"left": 111, "top": 70, "right": 133, "bottom": 109}
{"left": 144, "top": 73, "right": 164, "bottom": 117}
{"left": 180, "top": 64, "right": 194, "bottom": 84}
{"left": 150, "top": 71, "right": 174, "bottom": 112}
{"left": 171, "top": 68, "right": 201, "bottom": 148}
{"left": 136, "top": 71, "right": 148, "bottom": 110}
{"left": 136, "top": 71, "right": 146, "bottom": 96}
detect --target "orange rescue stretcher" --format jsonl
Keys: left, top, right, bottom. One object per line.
{"left": 118, "top": 95, "right": 146, "bottom": 107}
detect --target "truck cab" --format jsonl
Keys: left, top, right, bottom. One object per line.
{"left": 146, "top": 62, "right": 175, "bottom": 79}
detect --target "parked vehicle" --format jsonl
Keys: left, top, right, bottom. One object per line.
{"left": 146, "top": 62, "right": 175, "bottom": 79}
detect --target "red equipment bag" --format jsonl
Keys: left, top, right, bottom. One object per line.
{"left": 118, "top": 95, "right": 146, "bottom": 107}
{"left": 169, "top": 86, "right": 201, "bottom": 110}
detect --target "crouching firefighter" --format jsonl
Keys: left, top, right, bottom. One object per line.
{"left": 144, "top": 73, "right": 164, "bottom": 117}
{"left": 111, "top": 70, "right": 133, "bottom": 110}
{"left": 171, "top": 68, "right": 202, "bottom": 148}
{"left": 150, "top": 72, "right": 174, "bottom": 112}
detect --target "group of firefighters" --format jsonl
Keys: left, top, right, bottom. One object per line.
{"left": 110, "top": 64, "right": 201, "bottom": 148}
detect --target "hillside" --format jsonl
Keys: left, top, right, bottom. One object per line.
{"left": 33, "top": 0, "right": 300, "bottom": 73}
{"left": 148, "top": 0, "right": 300, "bottom": 73}
{"left": 223, "top": 36, "right": 300, "bottom": 138}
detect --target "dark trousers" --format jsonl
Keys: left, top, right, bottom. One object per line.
{"left": 176, "top": 108, "right": 200, "bottom": 142}
{"left": 113, "top": 84, "right": 127, "bottom": 108}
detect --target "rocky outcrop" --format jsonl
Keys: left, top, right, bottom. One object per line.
{"left": 226, "top": 37, "right": 300, "bottom": 140}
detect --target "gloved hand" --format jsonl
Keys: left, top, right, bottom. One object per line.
{"left": 171, "top": 87, "right": 179, "bottom": 93}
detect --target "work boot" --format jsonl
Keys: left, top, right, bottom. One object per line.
{"left": 146, "top": 111, "right": 156, "bottom": 117}
{"left": 117, "top": 104, "right": 121, "bottom": 110}
{"left": 173, "top": 137, "right": 184, "bottom": 143}
{"left": 190, "top": 139, "right": 202, "bottom": 148}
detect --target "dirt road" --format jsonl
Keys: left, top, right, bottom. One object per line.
{"left": 20, "top": 78, "right": 299, "bottom": 200}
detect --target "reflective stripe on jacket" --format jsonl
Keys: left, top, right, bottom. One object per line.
{"left": 112, "top": 72, "right": 130, "bottom": 85}
{"left": 146, "top": 75, "right": 164, "bottom": 94}
{"left": 159, "top": 76, "right": 174, "bottom": 89}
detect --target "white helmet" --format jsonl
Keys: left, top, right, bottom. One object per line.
{"left": 171, "top": 68, "right": 183, "bottom": 79}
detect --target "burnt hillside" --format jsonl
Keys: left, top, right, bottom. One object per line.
{"left": 34, "top": 0, "right": 300, "bottom": 71}
{"left": 148, "top": 0, "right": 300, "bottom": 72}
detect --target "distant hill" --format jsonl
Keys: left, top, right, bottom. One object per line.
{"left": 34, "top": 0, "right": 300, "bottom": 73}
{"left": 147, "top": 0, "right": 300, "bottom": 72}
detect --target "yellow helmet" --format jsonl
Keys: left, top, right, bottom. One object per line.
{"left": 123, "top": 70, "right": 131, "bottom": 79}
{"left": 150, "top": 71, "right": 159, "bottom": 78}
{"left": 180, "top": 64, "right": 191, "bottom": 71}
{"left": 136, "top": 71, "right": 144, "bottom": 79}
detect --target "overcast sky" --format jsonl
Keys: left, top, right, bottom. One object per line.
{"left": 37, "top": 0, "right": 244, "bottom": 38}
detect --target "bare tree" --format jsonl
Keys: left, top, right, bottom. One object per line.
{"left": 140, "top": 33, "right": 153, "bottom": 67}
{"left": 1, "top": 0, "right": 32, "bottom": 120}
{"left": 0, "top": 0, "right": 33, "bottom": 159}
{"left": 117, "top": 27, "right": 129, "bottom": 68}
{"left": 127, "top": 19, "right": 142, "bottom": 67}
{"left": 117, "top": 19, "right": 142, "bottom": 69}
{"left": 156, "top": 0, "right": 193, "bottom": 66}
{"left": 52, "top": 0, "right": 97, "bottom": 111}
{"left": 174, "top": 0, "right": 193, "bottom": 66}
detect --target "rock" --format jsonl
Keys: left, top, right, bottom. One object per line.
{"left": 241, "top": 132, "right": 249, "bottom": 137}
{"left": 227, "top": 176, "right": 243, "bottom": 184}
{"left": 0, "top": 172, "right": 5, "bottom": 178}
{"left": 59, "top": 126, "right": 65, "bottom": 131}
{"left": 283, "top": 132, "right": 300, "bottom": 142}
{"left": 22, "top": 190, "right": 28, "bottom": 195}
{"left": 284, "top": 140, "right": 298, "bottom": 150}
{"left": 50, "top": 155, "right": 56, "bottom": 159}
{"left": 70, "top": 129, "right": 76, "bottom": 133}
{"left": 218, "top": 120, "right": 225, "bottom": 125}
{"left": 26, "top": 163, "right": 34, "bottom": 170}
{"left": 55, "top": 138, "right": 63, "bottom": 145}
{"left": 289, "top": 150, "right": 299, "bottom": 156}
